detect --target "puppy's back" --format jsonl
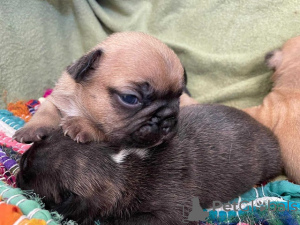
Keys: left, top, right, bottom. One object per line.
{"left": 176, "top": 104, "right": 282, "bottom": 206}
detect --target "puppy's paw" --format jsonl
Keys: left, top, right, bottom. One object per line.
{"left": 13, "top": 125, "right": 57, "bottom": 143}
{"left": 61, "top": 117, "right": 103, "bottom": 143}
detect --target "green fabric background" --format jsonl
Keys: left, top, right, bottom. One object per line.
{"left": 1, "top": 0, "right": 300, "bottom": 109}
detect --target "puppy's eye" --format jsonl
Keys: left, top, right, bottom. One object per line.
{"left": 120, "top": 94, "right": 139, "bottom": 105}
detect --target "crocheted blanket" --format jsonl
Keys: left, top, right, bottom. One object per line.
{"left": 0, "top": 92, "right": 76, "bottom": 225}
{"left": 1, "top": 95, "right": 300, "bottom": 225}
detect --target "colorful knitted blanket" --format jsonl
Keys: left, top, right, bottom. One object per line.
{"left": 0, "top": 92, "right": 76, "bottom": 224}
{"left": 1, "top": 95, "right": 300, "bottom": 225}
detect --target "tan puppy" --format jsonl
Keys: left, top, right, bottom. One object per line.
{"left": 244, "top": 36, "right": 300, "bottom": 183}
{"left": 14, "top": 32, "right": 186, "bottom": 147}
{"left": 180, "top": 93, "right": 198, "bottom": 106}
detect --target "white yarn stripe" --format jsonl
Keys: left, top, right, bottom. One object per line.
{"left": 27, "top": 208, "right": 42, "bottom": 219}
{"left": 237, "top": 209, "right": 241, "bottom": 223}
{"left": 16, "top": 198, "right": 26, "bottom": 207}
{"left": 0, "top": 120, "right": 17, "bottom": 137}
{"left": 2, "top": 158, "right": 13, "bottom": 164}
{"left": 261, "top": 185, "right": 266, "bottom": 197}
{"left": 226, "top": 211, "right": 229, "bottom": 223}
{"left": 253, "top": 187, "right": 259, "bottom": 198}
{"left": 6, "top": 175, "right": 15, "bottom": 181}
{"left": 0, "top": 188, "right": 10, "bottom": 196}
{"left": 236, "top": 195, "right": 242, "bottom": 222}
{"left": 46, "top": 219, "right": 54, "bottom": 224}
{"left": 11, "top": 165, "right": 20, "bottom": 174}
{"left": 6, "top": 194, "right": 22, "bottom": 204}
{"left": 13, "top": 215, "right": 28, "bottom": 225}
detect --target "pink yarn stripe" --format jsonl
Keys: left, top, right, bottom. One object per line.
{"left": 0, "top": 132, "right": 31, "bottom": 154}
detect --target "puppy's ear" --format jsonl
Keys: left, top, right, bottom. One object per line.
{"left": 183, "top": 67, "right": 192, "bottom": 96}
{"left": 183, "top": 67, "right": 188, "bottom": 85}
{"left": 67, "top": 49, "right": 102, "bottom": 82}
{"left": 265, "top": 49, "right": 283, "bottom": 70}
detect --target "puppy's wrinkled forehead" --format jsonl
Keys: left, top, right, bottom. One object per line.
{"left": 98, "top": 32, "right": 184, "bottom": 93}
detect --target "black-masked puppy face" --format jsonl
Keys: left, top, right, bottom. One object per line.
{"left": 17, "top": 135, "right": 124, "bottom": 225}
{"left": 67, "top": 32, "right": 184, "bottom": 147}
{"left": 107, "top": 82, "right": 181, "bottom": 147}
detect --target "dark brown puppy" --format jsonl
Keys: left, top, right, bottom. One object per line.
{"left": 14, "top": 32, "right": 185, "bottom": 147}
{"left": 17, "top": 105, "right": 282, "bottom": 225}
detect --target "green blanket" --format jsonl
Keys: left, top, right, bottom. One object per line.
{"left": 1, "top": 0, "right": 300, "bottom": 109}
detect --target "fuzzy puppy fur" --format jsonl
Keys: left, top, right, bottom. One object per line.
{"left": 14, "top": 32, "right": 187, "bottom": 147}
{"left": 17, "top": 104, "right": 282, "bottom": 225}
{"left": 244, "top": 35, "right": 300, "bottom": 183}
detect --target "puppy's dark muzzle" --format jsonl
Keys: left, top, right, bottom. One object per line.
{"left": 132, "top": 111, "right": 178, "bottom": 147}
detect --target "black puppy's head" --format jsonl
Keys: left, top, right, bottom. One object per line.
{"left": 17, "top": 134, "right": 124, "bottom": 224}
